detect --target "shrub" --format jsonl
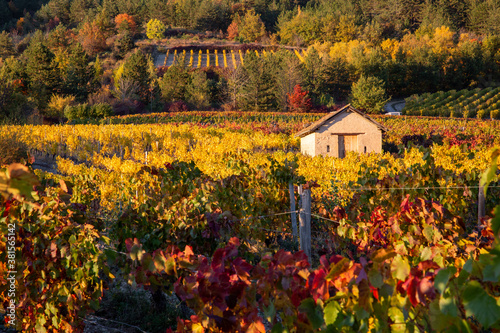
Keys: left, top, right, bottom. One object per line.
{"left": 64, "top": 103, "right": 113, "bottom": 120}
{"left": 91, "top": 103, "right": 114, "bottom": 118}
{"left": 47, "top": 94, "right": 76, "bottom": 119}
{"left": 350, "top": 75, "right": 389, "bottom": 114}
{"left": 168, "top": 100, "right": 189, "bottom": 112}
{"left": 64, "top": 103, "right": 90, "bottom": 120}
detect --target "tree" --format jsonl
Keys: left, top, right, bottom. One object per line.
{"left": 78, "top": 20, "right": 107, "bottom": 56}
{"left": 115, "top": 13, "right": 136, "bottom": 33}
{"left": 227, "top": 19, "right": 239, "bottom": 40}
{"left": 24, "top": 41, "right": 61, "bottom": 110}
{"left": 350, "top": 75, "right": 389, "bottom": 114}
{"left": 63, "top": 43, "right": 96, "bottom": 102}
{"left": 146, "top": 19, "right": 166, "bottom": 41}
{"left": 468, "top": 0, "right": 500, "bottom": 35}
{"left": 240, "top": 52, "right": 277, "bottom": 111}
{"left": 46, "top": 24, "right": 71, "bottom": 51}
{"left": 223, "top": 66, "right": 248, "bottom": 110}
{"left": 277, "top": 11, "right": 325, "bottom": 46}
{"left": 238, "top": 9, "right": 266, "bottom": 42}
{"left": 186, "top": 70, "right": 212, "bottom": 110}
{"left": 302, "top": 48, "right": 329, "bottom": 104}
{"left": 0, "top": 32, "right": 15, "bottom": 59}
{"left": 158, "top": 64, "right": 189, "bottom": 103}
{"left": 194, "top": 1, "right": 231, "bottom": 32}
{"left": 273, "top": 51, "right": 303, "bottom": 111}
{"left": 287, "top": 85, "right": 312, "bottom": 112}
{"left": 117, "top": 50, "right": 152, "bottom": 102}
{"left": 114, "top": 31, "right": 134, "bottom": 58}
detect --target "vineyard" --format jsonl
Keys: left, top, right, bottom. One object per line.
{"left": 155, "top": 48, "right": 305, "bottom": 68}
{"left": 1, "top": 113, "right": 500, "bottom": 332}
{"left": 403, "top": 87, "right": 500, "bottom": 119}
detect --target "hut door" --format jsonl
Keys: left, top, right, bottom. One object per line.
{"left": 338, "top": 136, "right": 345, "bottom": 158}
{"left": 339, "top": 135, "right": 357, "bottom": 158}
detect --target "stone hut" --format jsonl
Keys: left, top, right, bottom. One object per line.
{"left": 294, "top": 105, "right": 388, "bottom": 157}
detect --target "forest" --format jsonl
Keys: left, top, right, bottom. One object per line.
{"left": 1, "top": 0, "right": 500, "bottom": 123}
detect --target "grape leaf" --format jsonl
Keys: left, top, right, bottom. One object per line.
{"left": 462, "top": 281, "right": 500, "bottom": 328}
{"left": 434, "top": 267, "right": 456, "bottom": 295}
{"left": 298, "top": 298, "right": 324, "bottom": 329}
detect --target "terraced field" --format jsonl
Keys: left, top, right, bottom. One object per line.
{"left": 154, "top": 48, "right": 305, "bottom": 68}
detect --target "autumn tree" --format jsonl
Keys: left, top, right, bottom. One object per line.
{"left": 115, "top": 13, "right": 136, "bottom": 33}
{"left": 78, "top": 20, "right": 107, "bottom": 56}
{"left": 287, "top": 85, "right": 312, "bottom": 112}
{"left": 146, "top": 18, "right": 165, "bottom": 41}
{"left": 227, "top": 17, "right": 240, "bottom": 40}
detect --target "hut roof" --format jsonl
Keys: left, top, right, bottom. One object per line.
{"left": 294, "top": 104, "right": 389, "bottom": 138}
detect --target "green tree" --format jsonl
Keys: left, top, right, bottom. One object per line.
{"left": 24, "top": 41, "right": 61, "bottom": 110}
{"left": 194, "top": 1, "right": 231, "bottom": 32}
{"left": 468, "top": 0, "right": 500, "bottom": 35}
{"left": 114, "top": 31, "right": 135, "bottom": 59}
{"left": 302, "top": 48, "right": 329, "bottom": 105}
{"left": 0, "top": 32, "right": 15, "bottom": 59}
{"left": 238, "top": 9, "right": 266, "bottom": 42}
{"left": 278, "top": 10, "right": 327, "bottom": 46}
{"left": 158, "top": 64, "right": 189, "bottom": 103}
{"left": 35, "top": 0, "right": 72, "bottom": 25}
{"left": 119, "top": 50, "right": 153, "bottom": 102}
{"left": 240, "top": 52, "right": 277, "bottom": 111}
{"left": 350, "top": 75, "right": 389, "bottom": 114}
{"left": 63, "top": 43, "right": 96, "bottom": 102}
{"left": 46, "top": 24, "right": 71, "bottom": 51}
{"left": 186, "top": 70, "right": 212, "bottom": 110}
{"left": 146, "top": 18, "right": 166, "bottom": 41}
{"left": 0, "top": 79, "right": 34, "bottom": 124}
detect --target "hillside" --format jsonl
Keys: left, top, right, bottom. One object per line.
{"left": 404, "top": 87, "right": 500, "bottom": 119}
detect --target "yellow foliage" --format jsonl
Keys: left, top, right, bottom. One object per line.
{"left": 54, "top": 49, "right": 69, "bottom": 70}
{"left": 380, "top": 39, "right": 401, "bottom": 60}
{"left": 47, "top": 94, "right": 76, "bottom": 118}
{"left": 113, "top": 63, "right": 125, "bottom": 91}
{"left": 329, "top": 40, "right": 368, "bottom": 62}
{"left": 431, "top": 26, "right": 454, "bottom": 54}
{"left": 2, "top": 121, "right": 495, "bottom": 214}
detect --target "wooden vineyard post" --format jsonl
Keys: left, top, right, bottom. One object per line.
{"left": 298, "top": 185, "right": 312, "bottom": 263}
{"left": 289, "top": 182, "right": 298, "bottom": 242}
{"left": 478, "top": 182, "right": 485, "bottom": 223}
